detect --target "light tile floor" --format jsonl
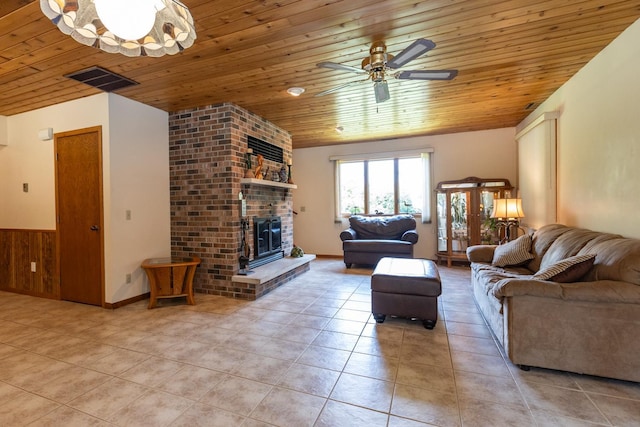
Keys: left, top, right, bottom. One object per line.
{"left": 0, "top": 258, "right": 639, "bottom": 426}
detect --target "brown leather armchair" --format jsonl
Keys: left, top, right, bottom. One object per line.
{"left": 339, "top": 215, "right": 418, "bottom": 268}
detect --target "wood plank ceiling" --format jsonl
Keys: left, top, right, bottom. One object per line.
{"left": 1, "top": 1, "right": 639, "bottom": 148}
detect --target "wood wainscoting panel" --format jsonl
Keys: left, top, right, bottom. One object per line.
{"left": 13, "top": 231, "right": 31, "bottom": 292}
{"left": 41, "top": 231, "right": 57, "bottom": 296}
{"left": 0, "top": 231, "right": 13, "bottom": 287}
{"left": 0, "top": 229, "right": 58, "bottom": 299}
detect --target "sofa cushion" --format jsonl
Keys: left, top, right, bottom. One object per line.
{"left": 538, "top": 228, "right": 606, "bottom": 271}
{"left": 532, "top": 254, "right": 596, "bottom": 282}
{"left": 348, "top": 215, "right": 416, "bottom": 240}
{"left": 473, "top": 265, "right": 530, "bottom": 294}
{"left": 492, "top": 234, "right": 534, "bottom": 267}
{"left": 491, "top": 277, "right": 640, "bottom": 304}
{"left": 343, "top": 239, "right": 413, "bottom": 254}
{"left": 579, "top": 238, "right": 640, "bottom": 286}
{"left": 527, "top": 224, "right": 572, "bottom": 272}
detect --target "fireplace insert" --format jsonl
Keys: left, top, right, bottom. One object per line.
{"left": 254, "top": 216, "right": 282, "bottom": 260}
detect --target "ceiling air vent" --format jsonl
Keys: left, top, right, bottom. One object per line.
{"left": 64, "top": 66, "right": 139, "bottom": 92}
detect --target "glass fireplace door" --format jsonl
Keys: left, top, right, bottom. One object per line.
{"left": 254, "top": 217, "right": 282, "bottom": 259}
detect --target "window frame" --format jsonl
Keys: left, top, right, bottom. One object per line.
{"left": 332, "top": 149, "right": 433, "bottom": 223}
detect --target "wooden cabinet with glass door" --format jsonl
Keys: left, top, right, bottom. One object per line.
{"left": 435, "top": 177, "right": 512, "bottom": 267}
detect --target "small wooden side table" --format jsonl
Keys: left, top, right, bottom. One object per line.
{"left": 141, "top": 256, "right": 201, "bottom": 309}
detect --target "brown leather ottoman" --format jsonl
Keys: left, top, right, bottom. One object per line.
{"left": 371, "top": 257, "right": 442, "bottom": 329}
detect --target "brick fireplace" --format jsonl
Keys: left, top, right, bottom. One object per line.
{"left": 168, "top": 103, "right": 296, "bottom": 299}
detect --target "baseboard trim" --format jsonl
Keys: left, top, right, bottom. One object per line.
{"left": 313, "top": 254, "right": 342, "bottom": 259}
{"left": 104, "top": 292, "right": 150, "bottom": 309}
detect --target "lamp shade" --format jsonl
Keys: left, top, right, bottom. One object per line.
{"left": 490, "top": 198, "right": 525, "bottom": 219}
{"left": 40, "top": 0, "right": 196, "bottom": 57}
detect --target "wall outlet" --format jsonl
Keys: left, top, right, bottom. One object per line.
{"left": 126, "top": 273, "right": 132, "bottom": 284}
{"left": 30, "top": 262, "right": 36, "bottom": 272}
{"left": 23, "top": 183, "right": 29, "bottom": 193}
{"left": 126, "top": 210, "right": 132, "bottom": 220}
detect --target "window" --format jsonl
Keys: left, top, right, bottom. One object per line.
{"left": 334, "top": 151, "right": 432, "bottom": 222}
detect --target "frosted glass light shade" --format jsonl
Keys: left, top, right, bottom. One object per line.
{"left": 94, "top": 0, "right": 158, "bottom": 41}
{"left": 374, "top": 81, "right": 390, "bottom": 103}
{"left": 40, "top": 0, "right": 196, "bottom": 57}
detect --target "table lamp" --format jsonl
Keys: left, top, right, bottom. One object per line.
{"left": 490, "top": 198, "right": 525, "bottom": 242}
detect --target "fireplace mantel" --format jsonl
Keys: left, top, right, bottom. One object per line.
{"left": 240, "top": 178, "right": 297, "bottom": 190}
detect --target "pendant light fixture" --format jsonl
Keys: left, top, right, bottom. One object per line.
{"left": 40, "top": 0, "right": 196, "bottom": 57}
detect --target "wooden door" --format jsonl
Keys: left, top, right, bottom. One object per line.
{"left": 55, "top": 127, "right": 104, "bottom": 306}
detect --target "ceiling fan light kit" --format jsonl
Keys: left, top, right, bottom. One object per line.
{"left": 374, "top": 81, "right": 390, "bottom": 103}
{"left": 40, "top": 0, "right": 196, "bottom": 57}
{"left": 316, "top": 38, "right": 457, "bottom": 103}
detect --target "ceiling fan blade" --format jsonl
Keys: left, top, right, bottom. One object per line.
{"left": 373, "top": 81, "right": 390, "bottom": 103}
{"left": 395, "top": 69, "right": 458, "bottom": 80}
{"left": 315, "top": 80, "right": 366, "bottom": 97}
{"left": 386, "top": 38, "right": 436, "bottom": 69}
{"left": 317, "top": 62, "right": 367, "bottom": 74}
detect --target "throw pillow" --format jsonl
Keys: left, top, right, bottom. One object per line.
{"left": 492, "top": 234, "right": 534, "bottom": 267}
{"left": 532, "top": 254, "right": 596, "bottom": 282}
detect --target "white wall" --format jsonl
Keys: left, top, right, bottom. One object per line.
{"left": 0, "top": 94, "right": 109, "bottom": 229}
{"left": 292, "top": 128, "right": 517, "bottom": 259}
{"left": 105, "top": 94, "right": 170, "bottom": 304}
{"left": 0, "top": 93, "right": 170, "bottom": 304}
{"left": 517, "top": 18, "right": 640, "bottom": 238}
{"left": 0, "top": 115, "right": 8, "bottom": 146}
{"left": 516, "top": 114, "right": 558, "bottom": 230}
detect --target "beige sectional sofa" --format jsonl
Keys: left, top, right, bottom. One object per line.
{"left": 466, "top": 223, "right": 640, "bottom": 382}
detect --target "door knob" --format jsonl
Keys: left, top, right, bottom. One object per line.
{"left": 90, "top": 225, "right": 99, "bottom": 231}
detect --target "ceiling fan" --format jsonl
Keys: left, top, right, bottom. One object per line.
{"left": 315, "top": 39, "right": 458, "bottom": 103}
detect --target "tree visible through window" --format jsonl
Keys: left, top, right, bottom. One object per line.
{"left": 339, "top": 162, "right": 364, "bottom": 214}
{"left": 368, "top": 159, "right": 394, "bottom": 214}
{"left": 337, "top": 154, "right": 430, "bottom": 219}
